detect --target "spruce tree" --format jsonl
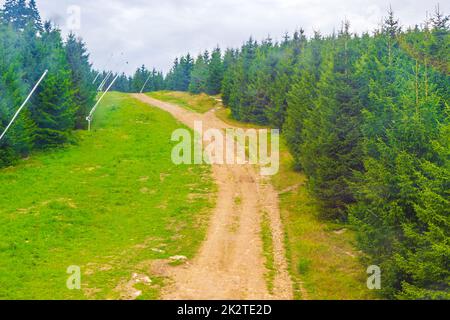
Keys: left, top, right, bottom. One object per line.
{"left": 299, "top": 23, "right": 363, "bottom": 219}
{"left": 189, "top": 53, "right": 209, "bottom": 94}
{"left": 30, "top": 22, "right": 76, "bottom": 148}
{"left": 0, "top": 24, "right": 34, "bottom": 164}
{"left": 284, "top": 34, "right": 323, "bottom": 169}
{"left": 65, "top": 33, "right": 96, "bottom": 129}
{"left": 207, "top": 47, "right": 224, "bottom": 94}
{"left": 27, "top": 0, "right": 42, "bottom": 32}
{"left": 221, "top": 48, "right": 237, "bottom": 106}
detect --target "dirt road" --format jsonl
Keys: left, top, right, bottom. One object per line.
{"left": 132, "top": 94, "right": 294, "bottom": 300}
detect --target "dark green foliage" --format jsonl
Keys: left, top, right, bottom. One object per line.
{"left": 165, "top": 54, "right": 194, "bottom": 91}
{"left": 221, "top": 48, "right": 238, "bottom": 106}
{"left": 349, "top": 10, "right": 449, "bottom": 299}
{"left": 65, "top": 33, "right": 96, "bottom": 129}
{"left": 0, "top": 24, "right": 33, "bottom": 165}
{"left": 284, "top": 32, "right": 322, "bottom": 170}
{"left": 172, "top": 8, "right": 448, "bottom": 299}
{"left": 165, "top": 47, "right": 225, "bottom": 95}
{"left": 0, "top": 1, "right": 96, "bottom": 159}
{"left": 189, "top": 53, "right": 209, "bottom": 94}
{"left": 1, "top": 0, "right": 42, "bottom": 32}
{"left": 207, "top": 47, "right": 224, "bottom": 94}
{"left": 29, "top": 22, "right": 77, "bottom": 148}
{"left": 298, "top": 23, "right": 364, "bottom": 220}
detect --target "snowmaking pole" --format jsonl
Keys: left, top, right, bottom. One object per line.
{"left": 97, "top": 71, "right": 112, "bottom": 91}
{"left": 92, "top": 72, "right": 101, "bottom": 85}
{"left": 86, "top": 73, "right": 120, "bottom": 131}
{"left": 140, "top": 73, "right": 152, "bottom": 94}
{"left": 0, "top": 70, "right": 48, "bottom": 142}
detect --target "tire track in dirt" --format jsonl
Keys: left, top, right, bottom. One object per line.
{"left": 132, "top": 93, "right": 295, "bottom": 300}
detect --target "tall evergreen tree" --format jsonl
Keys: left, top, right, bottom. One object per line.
{"left": 284, "top": 32, "right": 323, "bottom": 169}
{"left": 26, "top": 0, "right": 42, "bottom": 32}
{"left": 350, "top": 10, "right": 449, "bottom": 298}
{"left": 131, "top": 65, "right": 150, "bottom": 93}
{"left": 65, "top": 33, "right": 96, "bottom": 129}
{"left": 0, "top": 0, "right": 95, "bottom": 162}
{"left": 207, "top": 47, "right": 224, "bottom": 95}
{"left": 221, "top": 48, "right": 238, "bottom": 106}
{"left": 1, "top": 0, "right": 40, "bottom": 31}
{"left": 30, "top": 22, "right": 76, "bottom": 148}
{"left": 189, "top": 53, "right": 209, "bottom": 94}
{"left": 296, "top": 23, "right": 364, "bottom": 219}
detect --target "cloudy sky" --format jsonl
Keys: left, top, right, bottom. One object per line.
{"left": 2, "top": 0, "right": 447, "bottom": 74}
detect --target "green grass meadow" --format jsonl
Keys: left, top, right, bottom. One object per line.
{"left": 0, "top": 92, "right": 215, "bottom": 300}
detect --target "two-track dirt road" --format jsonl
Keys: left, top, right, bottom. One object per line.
{"left": 133, "top": 94, "right": 294, "bottom": 300}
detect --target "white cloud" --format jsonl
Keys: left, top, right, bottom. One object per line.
{"left": 1, "top": 0, "right": 447, "bottom": 74}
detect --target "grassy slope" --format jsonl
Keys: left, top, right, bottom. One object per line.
{"left": 0, "top": 92, "right": 215, "bottom": 300}
{"left": 147, "top": 91, "right": 220, "bottom": 114}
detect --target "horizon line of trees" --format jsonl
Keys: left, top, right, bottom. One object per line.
{"left": 109, "top": 46, "right": 224, "bottom": 95}
{"left": 154, "top": 7, "right": 449, "bottom": 299}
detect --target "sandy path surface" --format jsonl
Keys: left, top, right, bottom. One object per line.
{"left": 132, "top": 94, "right": 294, "bottom": 300}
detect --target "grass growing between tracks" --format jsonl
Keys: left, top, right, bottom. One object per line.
{"left": 272, "top": 141, "right": 376, "bottom": 300}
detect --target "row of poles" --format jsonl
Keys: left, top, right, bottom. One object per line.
{"left": 0, "top": 53, "right": 145, "bottom": 142}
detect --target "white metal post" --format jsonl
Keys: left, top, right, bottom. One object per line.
{"left": 0, "top": 70, "right": 49, "bottom": 142}
{"left": 86, "top": 73, "right": 120, "bottom": 131}
{"left": 92, "top": 72, "right": 101, "bottom": 85}
{"left": 140, "top": 74, "right": 152, "bottom": 93}
{"left": 97, "top": 52, "right": 125, "bottom": 92}
{"left": 97, "top": 71, "right": 112, "bottom": 91}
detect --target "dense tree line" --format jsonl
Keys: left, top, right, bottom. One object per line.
{"left": 0, "top": 0, "right": 96, "bottom": 166}
{"left": 165, "top": 8, "right": 449, "bottom": 299}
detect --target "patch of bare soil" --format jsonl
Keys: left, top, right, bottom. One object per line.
{"left": 132, "top": 94, "right": 296, "bottom": 300}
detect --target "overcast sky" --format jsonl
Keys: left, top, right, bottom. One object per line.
{"left": 1, "top": 0, "right": 447, "bottom": 74}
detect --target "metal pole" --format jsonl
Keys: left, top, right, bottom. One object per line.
{"left": 92, "top": 72, "right": 101, "bottom": 85}
{"left": 0, "top": 70, "right": 48, "bottom": 142}
{"left": 87, "top": 73, "right": 120, "bottom": 131}
{"left": 140, "top": 73, "right": 152, "bottom": 93}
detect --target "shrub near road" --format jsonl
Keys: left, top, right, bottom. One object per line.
{"left": 0, "top": 92, "right": 215, "bottom": 299}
